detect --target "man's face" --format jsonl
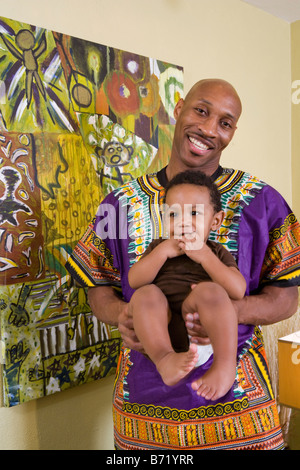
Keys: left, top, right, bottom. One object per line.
{"left": 171, "top": 81, "right": 241, "bottom": 174}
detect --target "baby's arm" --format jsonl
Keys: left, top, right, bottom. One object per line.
{"left": 182, "top": 242, "right": 246, "bottom": 300}
{"left": 128, "top": 239, "right": 183, "bottom": 290}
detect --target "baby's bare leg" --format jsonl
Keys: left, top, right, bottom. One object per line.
{"left": 182, "top": 282, "right": 237, "bottom": 401}
{"left": 129, "top": 285, "right": 198, "bottom": 386}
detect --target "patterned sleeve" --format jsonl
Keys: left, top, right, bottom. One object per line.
{"left": 262, "top": 211, "right": 300, "bottom": 287}
{"left": 238, "top": 185, "right": 300, "bottom": 292}
{"left": 65, "top": 192, "right": 121, "bottom": 288}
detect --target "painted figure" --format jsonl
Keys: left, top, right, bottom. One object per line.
{"left": 1, "top": 29, "right": 47, "bottom": 107}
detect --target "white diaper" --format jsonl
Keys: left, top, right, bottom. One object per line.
{"left": 194, "top": 343, "right": 213, "bottom": 368}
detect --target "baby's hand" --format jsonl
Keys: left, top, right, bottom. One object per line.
{"left": 179, "top": 233, "right": 206, "bottom": 263}
{"left": 160, "top": 238, "right": 184, "bottom": 259}
{"left": 180, "top": 232, "right": 203, "bottom": 251}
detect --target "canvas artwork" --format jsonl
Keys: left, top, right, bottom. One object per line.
{"left": 0, "top": 16, "right": 183, "bottom": 406}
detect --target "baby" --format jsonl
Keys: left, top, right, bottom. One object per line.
{"left": 128, "top": 170, "right": 246, "bottom": 401}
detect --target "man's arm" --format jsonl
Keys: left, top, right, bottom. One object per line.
{"left": 234, "top": 285, "right": 299, "bottom": 326}
{"left": 87, "top": 285, "right": 143, "bottom": 351}
{"left": 184, "top": 285, "right": 299, "bottom": 344}
{"left": 88, "top": 285, "right": 122, "bottom": 326}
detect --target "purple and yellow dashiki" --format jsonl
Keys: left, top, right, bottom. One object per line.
{"left": 65, "top": 166, "right": 300, "bottom": 450}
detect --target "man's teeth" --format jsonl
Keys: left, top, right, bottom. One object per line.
{"left": 189, "top": 137, "right": 209, "bottom": 150}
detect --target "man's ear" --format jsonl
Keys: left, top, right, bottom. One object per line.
{"left": 174, "top": 98, "right": 185, "bottom": 120}
{"left": 211, "top": 210, "right": 224, "bottom": 231}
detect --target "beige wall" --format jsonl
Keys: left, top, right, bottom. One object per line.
{"left": 0, "top": 0, "right": 296, "bottom": 450}
{"left": 0, "top": 375, "right": 115, "bottom": 449}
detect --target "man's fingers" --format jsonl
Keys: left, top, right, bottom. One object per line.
{"left": 183, "top": 311, "right": 211, "bottom": 345}
{"left": 190, "top": 336, "right": 211, "bottom": 346}
{"left": 118, "top": 304, "right": 145, "bottom": 352}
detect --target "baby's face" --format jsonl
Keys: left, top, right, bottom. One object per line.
{"left": 164, "top": 184, "right": 221, "bottom": 244}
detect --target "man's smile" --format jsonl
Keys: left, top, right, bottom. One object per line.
{"left": 188, "top": 136, "right": 214, "bottom": 154}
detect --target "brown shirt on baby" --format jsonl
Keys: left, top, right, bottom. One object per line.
{"left": 142, "top": 238, "right": 238, "bottom": 351}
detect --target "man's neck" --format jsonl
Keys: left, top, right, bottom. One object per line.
{"left": 166, "top": 160, "right": 221, "bottom": 181}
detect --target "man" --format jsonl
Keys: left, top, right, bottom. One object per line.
{"left": 66, "top": 79, "right": 300, "bottom": 450}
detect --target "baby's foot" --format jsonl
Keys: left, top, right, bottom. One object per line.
{"left": 156, "top": 344, "right": 198, "bottom": 386}
{"left": 191, "top": 360, "right": 236, "bottom": 401}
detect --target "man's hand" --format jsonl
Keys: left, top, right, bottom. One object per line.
{"left": 118, "top": 302, "right": 145, "bottom": 353}
{"left": 182, "top": 311, "right": 211, "bottom": 345}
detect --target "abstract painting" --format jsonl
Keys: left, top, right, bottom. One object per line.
{"left": 0, "top": 16, "right": 183, "bottom": 406}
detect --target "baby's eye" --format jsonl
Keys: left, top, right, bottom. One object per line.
{"left": 191, "top": 210, "right": 204, "bottom": 217}
{"left": 169, "top": 211, "right": 178, "bottom": 218}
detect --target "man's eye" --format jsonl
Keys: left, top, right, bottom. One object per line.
{"left": 221, "top": 120, "right": 232, "bottom": 129}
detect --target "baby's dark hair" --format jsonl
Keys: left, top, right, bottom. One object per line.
{"left": 165, "top": 170, "right": 222, "bottom": 213}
